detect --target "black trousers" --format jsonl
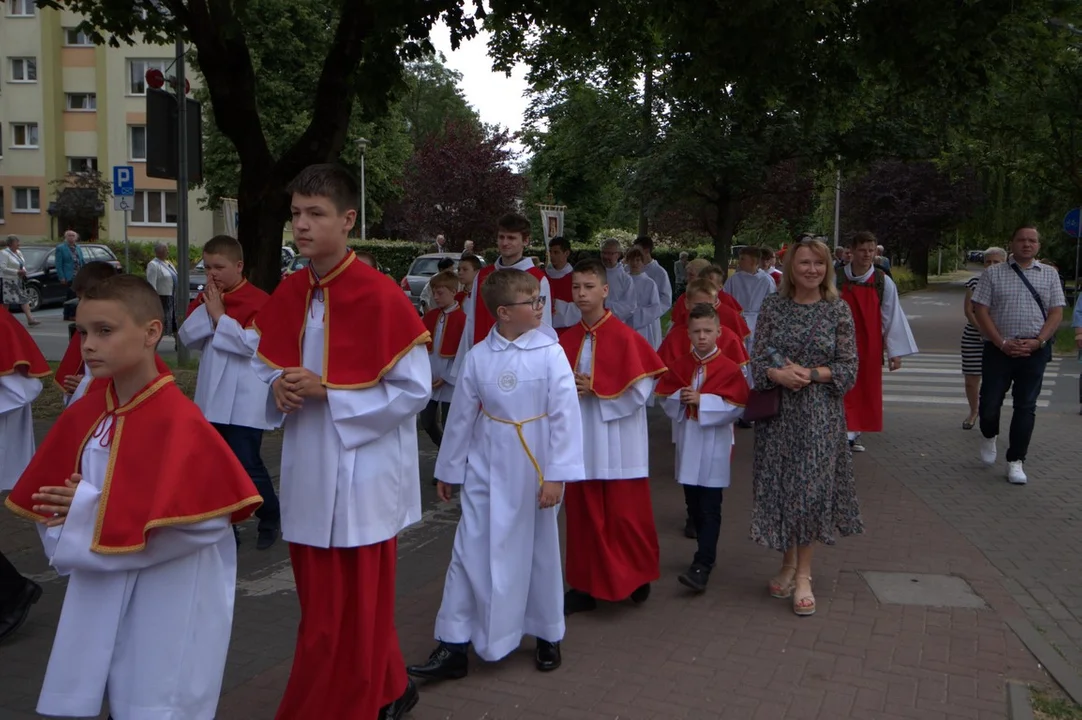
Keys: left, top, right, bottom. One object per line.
{"left": 420, "top": 400, "right": 450, "bottom": 447}
{"left": 212, "top": 423, "right": 280, "bottom": 531}
{"left": 978, "top": 342, "right": 1050, "bottom": 463}
{"left": 683, "top": 485, "right": 724, "bottom": 570}
{"left": 0, "top": 550, "right": 28, "bottom": 609}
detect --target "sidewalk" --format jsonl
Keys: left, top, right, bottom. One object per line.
{"left": 0, "top": 407, "right": 1064, "bottom": 719}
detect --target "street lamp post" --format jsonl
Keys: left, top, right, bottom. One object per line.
{"left": 357, "top": 137, "right": 368, "bottom": 242}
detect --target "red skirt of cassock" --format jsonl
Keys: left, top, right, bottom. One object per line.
{"left": 275, "top": 540, "right": 406, "bottom": 720}
{"left": 564, "top": 479, "right": 660, "bottom": 601}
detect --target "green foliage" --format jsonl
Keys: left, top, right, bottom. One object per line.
{"left": 889, "top": 267, "right": 924, "bottom": 295}
{"left": 50, "top": 172, "right": 111, "bottom": 241}
{"left": 99, "top": 240, "right": 203, "bottom": 276}
{"left": 345, "top": 239, "right": 427, "bottom": 280}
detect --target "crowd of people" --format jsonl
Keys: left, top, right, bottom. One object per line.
{"left": 18, "top": 164, "right": 1062, "bottom": 720}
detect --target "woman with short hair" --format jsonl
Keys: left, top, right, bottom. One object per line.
{"left": 0, "top": 236, "right": 39, "bottom": 325}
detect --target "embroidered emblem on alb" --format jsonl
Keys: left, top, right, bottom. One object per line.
{"left": 497, "top": 371, "right": 518, "bottom": 392}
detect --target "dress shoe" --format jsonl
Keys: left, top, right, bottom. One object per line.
{"left": 407, "top": 643, "right": 468, "bottom": 680}
{"left": 629, "top": 583, "right": 651, "bottom": 604}
{"left": 380, "top": 678, "right": 419, "bottom": 719}
{"left": 0, "top": 579, "right": 42, "bottom": 643}
{"left": 256, "top": 526, "right": 279, "bottom": 551}
{"left": 678, "top": 564, "right": 710, "bottom": 594}
{"left": 563, "top": 588, "right": 596, "bottom": 615}
{"left": 535, "top": 639, "right": 561, "bottom": 672}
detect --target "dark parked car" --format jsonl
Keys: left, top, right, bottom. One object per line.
{"left": 966, "top": 250, "right": 985, "bottom": 264}
{"left": 400, "top": 253, "right": 485, "bottom": 314}
{"left": 14, "top": 243, "right": 122, "bottom": 312}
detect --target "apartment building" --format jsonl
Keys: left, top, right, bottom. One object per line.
{"left": 0, "top": 1, "right": 215, "bottom": 246}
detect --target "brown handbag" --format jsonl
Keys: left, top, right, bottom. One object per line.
{"left": 743, "top": 308, "right": 828, "bottom": 423}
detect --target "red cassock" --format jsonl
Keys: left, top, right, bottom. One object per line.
{"left": 453, "top": 289, "right": 469, "bottom": 306}
{"left": 658, "top": 323, "right": 749, "bottom": 370}
{"left": 546, "top": 269, "right": 574, "bottom": 337}
{"left": 559, "top": 312, "right": 667, "bottom": 601}
{"left": 421, "top": 304, "right": 466, "bottom": 357}
{"left": 655, "top": 349, "right": 750, "bottom": 420}
{"left": 841, "top": 281, "right": 883, "bottom": 432}
{"left": 252, "top": 251, "right": 429, "bottom": 720}
{"left": 6, "top": 374, "right": 262, "bottom": 549}
{"left": 0, "top": 311, "right": 50, "bottom": 379}
{"left": 185, "top": 277, "right": 269, "bottom": 328}
{"left": 471, "top": 264, "right": 547, "bottom": 344}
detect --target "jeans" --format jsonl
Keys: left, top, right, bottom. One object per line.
{"left": 213, "top": 423, "right": 280, "bottom": 530}
{"left": 683, "top": 485, "right": 724, "bottom": 570}
{"left": 0, "top": 550, "right": 27, "bottom": 610}
{"left": 978, "top": 342, "right": 1050, "bottom": 463}
{"left": 419, "top": 400, "right": 449, "bottom": 447}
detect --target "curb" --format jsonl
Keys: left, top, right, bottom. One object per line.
{"left": 1007, "top": 681, "right": 1034, "bottom": 720}
{"left": 1008, "top": 617, "right": 1082, "bottom": 707}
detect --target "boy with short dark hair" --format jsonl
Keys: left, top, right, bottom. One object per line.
{"left": 253, "top": 163, "right": 430, "bottom": 720}
{"left": 421, "top": 269, "right": 465, "bottom": 450}
{"left": 409, "top": 268, "right": 585, "bottom": 680}
{"left": 559, "top": 258, "right": 666, "bottom": 615}
{"left": 179, "top": 234, "right": 280, "bottom": 550}
{"left": 55, "top": 261, "right": 120, "bottom": 405}
{"left": 657, "top": 303, "right": 749, "bottom": 593}
{"left": 455, "top": 254, "right": 482, "bottom": 306}
{"left": 7, "top": 274, "right": 262, "bottom": 719}
{"left": 421, "top": 256, "right": 456, "bottom": 312}
{"left": 546, "top": 236, "right": 580, "bottom": 335}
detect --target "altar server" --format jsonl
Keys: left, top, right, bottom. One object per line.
{"left": 546, "top": 236, "right": 580, "bottom": 335}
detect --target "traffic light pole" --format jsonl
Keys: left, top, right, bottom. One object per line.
{"left": 175, "top": 36, "right": 190, "bottom": 365}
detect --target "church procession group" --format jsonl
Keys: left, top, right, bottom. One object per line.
{"left": 0, "top": 163, "right": 917, "bottom": 720}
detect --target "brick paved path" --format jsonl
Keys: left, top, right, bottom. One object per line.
{"left": 2, "top": 403, "right": 1062, "bottom": 720}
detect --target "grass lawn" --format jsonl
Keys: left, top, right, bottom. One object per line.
{"left": 33, "top": 360, "right": 200, "bottom": 423}
{"left": 1032, "top": 686, "right": 1082, "bottom": 720}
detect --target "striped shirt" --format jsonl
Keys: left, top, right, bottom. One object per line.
{"left": 971, "top": 259, "right": 1065, "bottom": 340}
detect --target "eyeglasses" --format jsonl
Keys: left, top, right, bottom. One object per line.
{"left": 504, "top": 296, "right": 547, "bottom": 310}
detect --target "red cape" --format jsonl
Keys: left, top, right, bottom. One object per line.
{"left": 1, "top": 311, "right": 49, "bottom": 379}
{"left": 254, "top": 252, "right": 430, "bottom": 389}
{"left": 472, "top": 264, "right": 547, "bottom": 344}
{"left": 454, "top": 290, "right": 469, "bottom": 306}
{"left": 559, "top": 311, "right": 667, "bottom": 399}
{"left": 55, "top": 332, "right": 84, "bottom": 392}
{"left": 842, "top": 282, "right": 884, "bottom": 432}
{"left": 185, "top": 278, "right": 269, "bottom": 329}
{"left": 422, "top": 305, "right": 466, "bottom": 358}
{"left": 546, "top": 269, "right": 573, "bottom": 303}
{"left": 658, "top": 324, "right": 748, "bottom": 369}
{"left": 85, "top": 355, "right": 171, "bottom": 396}
{"left": 655, "top": 349, "right": 749, "bottom": 419}
{"left": 669, "top": 299, "right": 750, "bottom": 341}
{"left": 672, "top": 292, "right": 743, "bottom": 328}
{"left": 6, "top": 375, "right": 262, "bottom": 553}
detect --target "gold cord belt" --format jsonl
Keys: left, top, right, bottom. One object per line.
{"left": 481, "top": 408, "right": 548, "bottom": 485}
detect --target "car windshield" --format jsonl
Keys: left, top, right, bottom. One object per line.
{"left": 20, "top": 247, "right": 50, "bottom": 268}
{"left": 409, "top": 257, "right": 454, "bottom": 277}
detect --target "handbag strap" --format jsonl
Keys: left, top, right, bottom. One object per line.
{"left": 1009, "top": 262, "right": 1047, "bottom": 320}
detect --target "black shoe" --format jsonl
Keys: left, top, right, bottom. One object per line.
{"left": 678, "top": 564, "right": 710, "bottom": 594}
{"left": 380, "top": 678, "right": 419, "bottom": 719}
{"left": 736, "top": 419, "right": 753, "bottom": 429}
{"left": 256, "top": 526, "right": 278, "bottom": 551}
{"left": 630, "top": 583, "right": 651, "bottom": 604}
{"left": 683, "top": 517, "right": 697, "bottom": 539}
{"left": 233, "top": 525, "right": 241, "bottom": 548}
{"left": 535, "top": 639, "right": 562, "bottom": 672}
{"left": 406, "top": 643, "right": 468, "bottom": 680}
{"left": 0, "top": 579, "right": 42, "bottom": 643}
{"left": 563, "top": 588, "right": 597, "bottom": 615}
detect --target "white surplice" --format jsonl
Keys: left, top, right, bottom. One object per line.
{"left": 843, "top": 265, "right": 919, "bottom": 359}
{"left": 64, "top": 365, "right": 92, "bottom": 408}
{"left": 35, "top": 415, "right": 236, "bottom": 720}
{"left": 642, "top": 259, "right": 673, "bottom": 313}
{"left": 0, "top": 373, "right": 41, "bottom": 491}
{"left": 452, "top": 257, "right": 553, "bottom": 381}
{"left": 433, "top": 326, "right": 585, "bottom": 661}
{"left": 546, "top": 264, "right": 581, "bottom": 330}
{"left": 661, "top": 350, "right": 745, "bottom": 488}
{"left": 575, "top": 336, "right": 654, "bottom": 479}
{"left": 724, "top": 270, "right": 777, "bottom": 342}
{"left": 179, "top": 306, "right": 278, "bottom": 430}
{"left": 602, "top": 263, "right": 637, "bottom": 326}
{"left": 428, "top": 303, "right": 459, "bottom": 404}
{"left": 628, "top": 272, "right": 665, "bottom": 350}
{"left": 253, "top": 297, "right": 430, "bottom": 548}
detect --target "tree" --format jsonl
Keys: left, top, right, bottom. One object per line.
{"left": 392, "top": 121, "right": 524, "bottom": 249}
{"left": 46, "top": 0, "right": 480, "bottom": 289}
{"left": 843, "top": 161, "right": 983, "bottom": 280}
{"left": 400, "top": 55, "right": 481, "bottom": 145}
{"left": 50, "top": 171, "right": 111, "bottom": 241}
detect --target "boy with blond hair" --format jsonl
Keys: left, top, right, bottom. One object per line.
{"left": 421, "top": 269, "right": 466, "bottom": 448}
{"left": 409, "top": 268, "right": 585, "bottom": 680}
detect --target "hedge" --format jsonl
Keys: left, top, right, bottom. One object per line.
{"left": 99, "top": 240, "right": 203, "bottom": 278}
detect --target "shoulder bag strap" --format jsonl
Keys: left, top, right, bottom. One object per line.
{"left": 1009, "top": 262, "right": 1047, "bottom": 320}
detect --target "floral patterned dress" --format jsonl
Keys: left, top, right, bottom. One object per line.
{"left": 749, "top": 293, "right": 863, "bottom": 552}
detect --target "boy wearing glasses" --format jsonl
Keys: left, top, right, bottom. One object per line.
{"left": 408, "top": 269, "right": 585, "bottom": 680}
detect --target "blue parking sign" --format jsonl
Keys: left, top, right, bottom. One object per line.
{"left": 113, "top": 166, "right": 135, "bottom": 197}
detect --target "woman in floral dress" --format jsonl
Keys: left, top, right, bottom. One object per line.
{"left": 749, "top": 239, "right": 861, "bottom": 616}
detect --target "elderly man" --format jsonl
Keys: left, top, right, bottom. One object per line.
{"left": 429, "top": 234, "right": 448, "bottom": 254}
{"left": 54, "top": 230, "right": 85, "bottom": 297}
{"left": 462, "top": 239, "right": 475, "bottom": 254}
{"left": 674, "top": 251, "right": 689, "bottom": 295}
{"left": 146, "top": 242, "right": 179, "bottom": 336}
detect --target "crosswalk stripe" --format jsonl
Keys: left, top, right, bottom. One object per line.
{"left": 884, "top": 394, "right": 1050, "bottom": 408}
{"left": 883, "top": 376, "right": 1056, "bottom": 387}
{"left": 888, "top": 368, "right": 1060, "bottom": 377}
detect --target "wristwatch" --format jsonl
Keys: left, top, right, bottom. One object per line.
{"left": 810, "top": 368, "right": 821, "bottom": 383}
{"left": 1039, "top": 337, "right": 1048, "bottom": 348}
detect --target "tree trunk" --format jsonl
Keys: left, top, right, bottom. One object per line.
{"left": 637, "top": 53, "right": 654, "bottom": 238}
{"left": 710, "top": 195, "right": 742, "bottom": 268}
{"left": 908, "top": 247, "right": 929, "bottom": 283}
{"left": 238, "top": 183, "right": 291, "bottom": 291}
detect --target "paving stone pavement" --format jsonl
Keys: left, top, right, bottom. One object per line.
{"left": 2, "top": 404, "right": 1066, "bottom": 720}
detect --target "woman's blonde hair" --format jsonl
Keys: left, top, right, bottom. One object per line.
{"left": 779, "top": 238, "right": 838, "bottom": 301}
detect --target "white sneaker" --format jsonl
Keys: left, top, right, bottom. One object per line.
{"left": 851, "top": 443, "right": 866, "bottom": 453}
{"left": 979, "top": 436, "right": 997, "bottom": 465}
{"left": 1007, "top": 461, "right": 1027, "bottom": 485}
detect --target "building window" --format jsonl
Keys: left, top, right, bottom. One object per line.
{"left": 10, "top": 58, "right": 37, "bottom": 83}
{"left": 64, "top": 28, "right": 93, "bottom": 46}
{"left": 13, "top": 187, "right": 41, "bottom": 213}
{"left": 8, "top": 0, "right": 35, "bottom": 16}
{"left": 132, "top": 190, "right": 178, "bottom": 226}
{"left": 129, "top": 126, "right": 147, "bottom": 161}
{"left": 0, "top": 189, "right": 5, "bottom": 223}
{"left": 11, "top": 123, "right": 39, "bottom": 148}
{"left": 128, "top": 59, "right": 169, "bottom": 95}
{"left": 65, "top": 93, "right": 97, "bottom": 111}
{"left": 68, "top": 157, "right": 99, "bottom": 173}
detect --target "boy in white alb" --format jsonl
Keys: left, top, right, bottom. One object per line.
{"left": 7, "top": 275, "right": 261, "bottom": 720}
{"left": 624, "top": 246, "right": 665, "bottom": 349}
{"left": 179, "top": 234, "right": 281, "bottom": 550}
{"left": 658, "top": 304, "right": 750, "bottom": 593}
{"left": 420, "top": 270, "right": 466, "bottom": 451}
{"left": 724, "top": 246, "right": 777, "bottom": 353}
{"left": 408, "top": 269, "right": 585, "bottom": 680}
